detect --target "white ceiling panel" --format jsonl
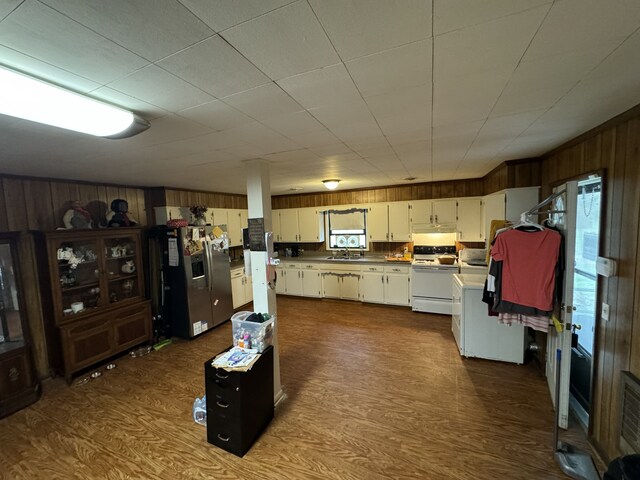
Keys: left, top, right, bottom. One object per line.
{"left": 0, "top": 44, "right": 101, "bottom": 93}
{"left": 0, "top": 0, "right": 148, "bottom": 84}
{"left": 107, "top": 65, "right": 215, "bottom": 111}
{"left": 309, "top": 0, "right": 432, "bottom": 60}
{"left": 179, "top": 0, "right": 295, "bottom": 33}
{"left": 178, "top": 100, "right": 253, "bottom": 131}
{"left": 433, "top": 0, "right": 551, "bottom": 36}
{"left": 329, "top": 120, "right": 382, "bottom": 143}
{"left": 0, "top": 1, "right": 21, "bottom": 21}
{"left": 293, "top": 129, "right": 341, "bottom": 148}
{"left": 307, "top": 98, "right": 374, "bottom": 128}
{"left": 434, "top": 6, "right": 547, "bottom": 82}
{"left": 263, "top": 111, "right": 326, "bottom": 137}
{"left": 157, "top": 35, "right": 270, "bottom": 98}
{"left": 41, "top": 0, "right": 213, "bottom": 62}
{"left": 277, "top": 64, "right": 361, "bottom": 109}
{"left": 222, "top": 83, "right": 302, "bottom": 121}
{"left": 524, "top": 0, "right": 640, "bottom": 61}
{"left": 222, "top": 1, "right": 340, "bottom": 80}
{"left": 346, "top": 40, "right": 431, "bottom": 98}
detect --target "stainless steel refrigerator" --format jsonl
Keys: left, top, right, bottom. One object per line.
{"left": 148, "top": 225, "right": 233, "bottom": 339}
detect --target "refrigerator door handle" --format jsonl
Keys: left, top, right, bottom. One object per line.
{"left": 203, "top": 240, "right": 213, "bottom": 292}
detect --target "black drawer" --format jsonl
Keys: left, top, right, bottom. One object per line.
{"left": 206, "top": 413, "right": 244, "bottom": 457}
{"left": 206, "top": 391, "right": 242, "bottom": 418}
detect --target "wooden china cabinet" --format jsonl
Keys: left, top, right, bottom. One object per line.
{"left": 36, "top": 228, "right": 151, "bottom": 383}
{"left": 0, "top": 233, "right": 40, "bottom": 418}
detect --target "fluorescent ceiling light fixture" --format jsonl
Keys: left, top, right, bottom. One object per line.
{"left": 0, "top": 65, "right": 149, "bottom": 138}
{"left": 323, "top": 179, "right": 340, "bottom": 190}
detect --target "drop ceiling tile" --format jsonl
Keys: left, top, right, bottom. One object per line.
{"left": 0, "top": 0, "right": 148, "bottom": 84}
{"left": 222, "top": 83, "right": 302, "bottom": 121}
{"left": 263, "top": 111, "right": 327, "bottom": 137}
{"left": 263, "top": 149, "right": 319, "bottom": 163}
{"left": 346, "top": 40, "right": 431, "bottom": 97}
{"left": 433, "top": 69, "right": 511, "bottom": 127}
{"left": 330, "top": 120, "right": 382, "bottom": 143}
{"left": 385, "top": 129, "right": 431, "bottom": 145}
{"left": 222, "top": 1, "right": 340, "bottom": 80}
{"left": 277, "top": 64, "right": 361, "bottom": 109}
{"left": 524, "top": 0, "right": 640, "bottom": 61}
{"left": 308, "top": 143, "right": 353, "bottom": 157}
{"left": 433, "top": 0, "right": 551, "bottom": 36}
{"left": 434, "top": 6, "right": 547, "bottom": 82}
{"left": 0, "top": 1, "right": 21, "bottom": 21}
{"left": 178, "top": 100, "right": 254, "bottom": 130}
{"left": 308, "top": 98, "right": 374, "bottom": 127}
{"left": 225, "top": 121, "right": 299, "bottom": 152}
{"left": 309, "top": 0, "right": 432, "bottom": 60}
{"left": 293, "top": 129, "right": 340, "bottom": 148}
{"left": 107, "top": 65, "right": 215, "bottom": 111}
{"left": 0, "top": 44, "right": 101, "bottom": 93}
{"left": 157, "top": 35, "right": 270, "bottom": 98}
{"left": 41, "top": 0, "right": 213, "bottom": 61}
{"left": 91, "top": 87, "right": 169, "bottom": 120}
{"left": 179, "top": 0, "right": 294, "bottom": 33}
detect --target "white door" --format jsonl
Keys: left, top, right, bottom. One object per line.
{"left": 301, "top": 269, "right": 322, "bottom": 298}
{"left": 285, "top": 268, "right": 303, "bottom": 296}
{"left": 341, "top": 275, "right": 360, "bottom": 300}
{"left": 546, "top": 181, "right": 577, "bottom": 429}
{"left": 231, "top": 272, "right": 244, "bottom": 308}
{"left": 432, "top": 199, "right": 457, "bottom": 224}
{"left": 227, "top": 209, "right": 242, "bottom": 247}
{"left": 298, "top": 208, "right": 323, "bottom": 242}
{"left": 410, "top": 199, "right": 432, "bottom": 224}
{"left": 211, "top": 208, "right": 228, "bottom": 227}
{"left": 385, "top": 273, "right": 410, "bottom": 306}
{"left": 322, "top": 272, "right": 341, "bottom": 298}
{"left": 367, "top": 204, "right": 389, "bottom": 242}
{"left": 244, "top": 274, "right": 253, "bottom": 303}
{"left": 272, "top": 210, "right": 282, "bottom": 242}
{"left": 360, "top": 272, "right": 384, "bottom": 303}
{"left": 456, "top": 198, "right": 483, "bottom": 242}
{"left": 388, "top": 202, "right": 411, "bottom": 241}
{"left": 275, "top": 266, "right": 286, "bottom": 294}
{"left": 279, "top": 209, "right": 299, "bottom": 242}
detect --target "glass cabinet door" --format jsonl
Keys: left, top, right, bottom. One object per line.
{"left": 0, "top": 244, "right": 23, "bottom": 353}
{"left": 54, "top": 238, "right": 101, "bottom": 319}
{"left": 103, "top": 234, "right": 140, "bottom": 305}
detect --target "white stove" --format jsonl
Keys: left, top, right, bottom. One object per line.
{"left": 411, "top": 245, "right": 458, "bottom": 314}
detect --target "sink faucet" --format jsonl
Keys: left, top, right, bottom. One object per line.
{"left": 341, "top": 247, "right": 350, "bottom": 259}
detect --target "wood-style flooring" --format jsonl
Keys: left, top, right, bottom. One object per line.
{"left": 0, "top": 297, "right": 597, "bottom": 479}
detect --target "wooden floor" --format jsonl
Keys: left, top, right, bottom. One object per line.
{"left": 0, "top": 297, "right": 597, "bottom": 479}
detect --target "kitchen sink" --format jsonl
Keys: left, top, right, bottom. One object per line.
{"left": 325, "top": 255, "right": 363, "bottom": 261}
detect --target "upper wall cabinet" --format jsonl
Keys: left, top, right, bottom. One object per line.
{"left": 273, "top": 208, "right": 325, "bottom": 243}
{"left": 456, "top": 198, "right": 483, "bottom": 242}
{"left": 410, "top": 199, "right": 457, "bottom": 226}
{"left": 366, "top": 203, "right": 389, "bottom": 242}
{"left": 227, "top": 209, "right": 248, "bottom": 248}
{"left": 364, "top": 202, "right": 410, "bottom": 243}
{"left": 387, "top": 202, "right": 411, "bottom": 242}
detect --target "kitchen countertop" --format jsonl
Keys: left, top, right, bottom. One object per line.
{"left": 276, "top": 255, "right": 402, "bottom": 265}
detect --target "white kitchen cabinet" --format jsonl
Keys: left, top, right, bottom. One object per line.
{"left": 279, "top": 209, "right": 299, "bottom": 243}
{"left": 456, "top": 198, "right": 483, "bottom": 242}
{"left": 366, "top": 203, "right": 389, "bottom": 242}
{"left": 452, "top": 274, "right": 525, "bottom": 364}
{"left": 275, "top": 265, "right": 286, "bottom": 294}
{"left": 227, "top": 209, "right": 247, "bottom": 247}
{"left": 483, "top": 187, "right": 540, "bottom": 246}
{"left": 360, "top": 265, "right": 385, "bottom": 303}
{"left": 388, "top": 201, "right": 411, "bottom": 241}
{"left": 231, "top": 268, "right": 252, "bottom": 308}
{"left": 384, "top": 265, "right": 411, "bottom": 306}
{"left": 298, "top": 208, "right": 325, "bottom": 242}
{"left": 322, "top": 265, "right": 360, "bottom": 300}
{"left": 409, "top": 199, "right": 456, "bottom": 227}
{"left": 283, "top": 263, "right": 303, "bottom": 296}
{"left": 274, "top": 208, "right": 324, "bottom": 243}
{"left": 432, "top": 199, "right": 457, "bottom": 224}
{"left": 300, "top": 263, "right": 322, "bottom": 298}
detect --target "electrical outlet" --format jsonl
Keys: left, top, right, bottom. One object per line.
{"left": 602, "top": 303, "right": 610, "bottom": 321}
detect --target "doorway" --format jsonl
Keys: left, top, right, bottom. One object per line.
{"left": 569, "top": 176, "right": 602, "bottom": 428}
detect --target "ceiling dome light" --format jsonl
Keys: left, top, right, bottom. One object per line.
{"left": 322, "top": 179, "right": 340, "bottom": 190}
{"left": 0, "top": 65, "right": 149, "bottom": 138}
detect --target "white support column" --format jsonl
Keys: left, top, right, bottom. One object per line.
{"left": 245, "top": 160, "right": 282, "bottom": 403}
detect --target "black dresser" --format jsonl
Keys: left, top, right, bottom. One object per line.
{"left": 204, "top": 346, "right": 274, "bottom": 457}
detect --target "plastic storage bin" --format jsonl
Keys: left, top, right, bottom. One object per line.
{"left": 231, "top": 311, "right": 274, "bottom": 353}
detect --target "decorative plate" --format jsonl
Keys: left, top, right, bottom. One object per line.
{"left": 336, "top": 236, "right": 347, "bottom": 247}
{"left": 347, "top": 235, "right": 359, "bottom": 248}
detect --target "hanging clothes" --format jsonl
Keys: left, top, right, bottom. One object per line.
{"left": 486, "top": 219, "right": 511, "bottom": 265}
{"left": 490, "top": 228, "right": 561, "bottom": 313}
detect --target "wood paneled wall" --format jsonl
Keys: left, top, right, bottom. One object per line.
{"left": 541, "top": 113, "right": 640, "bottom": 461}
{"left": 272, "top": 178, "right": 486, "bottom": 209}
{"left": 483, "top": 158, "right": 541, "bottom": 195}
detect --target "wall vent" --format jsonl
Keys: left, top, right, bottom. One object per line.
{"left": 620, "top": 371, "right": 640, "bottom": 454}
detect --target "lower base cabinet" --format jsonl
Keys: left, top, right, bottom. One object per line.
{"left": 231, "top": 268, "right": 253, "bottom": 308}
{"left": 205, "top": 346, "right": 274, "bottom": 457}
{"left": 59, "top": 301, "right": 151, "bottom": 383}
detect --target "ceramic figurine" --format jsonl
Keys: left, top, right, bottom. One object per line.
{"left": 62, "top": 200, "right": 93, "bottom": 229}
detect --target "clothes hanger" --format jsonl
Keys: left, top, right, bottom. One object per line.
{"left": 512, "top": 212, "right": 545, "bottom": 231}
